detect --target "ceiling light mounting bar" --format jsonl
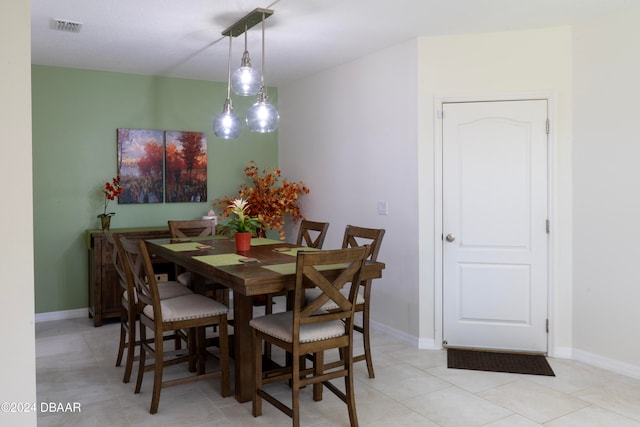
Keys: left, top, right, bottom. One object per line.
{"left": 221, "top": 8, "right": 273, "bottom": 37}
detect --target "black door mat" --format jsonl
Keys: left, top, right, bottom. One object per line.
{"left": 447, "top": 348, "right": 555, "bottom": 376}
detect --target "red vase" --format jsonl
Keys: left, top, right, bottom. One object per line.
{"left": 235, "top": 232, "right": 252, "bottom": 252}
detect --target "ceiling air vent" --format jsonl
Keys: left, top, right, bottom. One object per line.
{"left": 51, "top": 19, "right": 83, "bottom": 33}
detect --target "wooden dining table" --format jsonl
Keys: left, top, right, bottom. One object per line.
{"left": 145, "top": 236, "right": 385, "bottom": 403}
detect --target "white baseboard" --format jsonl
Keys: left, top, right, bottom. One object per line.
{"left": 549, "top": 346, "right": 573, "bottom": 359}
{"left": 35, "top": 308, "right": 87, "bottom": 323}
{"left": 370, "top": 319, "right": 421, "bottom": 347}
{"left": 572, "top": 348, "right": 640, "bottom": 380}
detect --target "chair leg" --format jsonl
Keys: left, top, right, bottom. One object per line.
{"left": 291, "top": 352, "right": 301, "bottom": 427}
{"left": 187, "top": 329, "right": 197, "bottom": 372}
{"left": 123, "top": 313, "right": 136, "bottom": 383}
{"left": 344, "top": 350, "right": 359, "bottom": 427}
{"left": 174, "top": 332, "right": 182, "bottom": 350}
{"left": 134, "top": 323, "right": 147, "bottom": 394}
{"left": 362, "top": 301, "right": 375, "bottom": 379}
{"left": 312, "top": 352, "right": 323, "bottom": 401}
{"left": 149, "top": 326, "right": 164, "bottom": 414}
{"left": 115, "top": 306, "right": 127, "bottom": 367}
{"left": 361, "top": 280, "right": 376, "bottom": 378}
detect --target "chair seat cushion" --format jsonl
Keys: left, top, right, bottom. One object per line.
{"left": 304, "top": 288, "right": 365, "bottom": 311}
{"left": 177, "top": 271, "right": 216, "bottom": 286}
{"left": 249, "top": 311, "right": 345, "bottom": 343}
{"left": 157, "top": 280, "right": 193, "bottom": 299}
{"left": 142, "top": 293, "right": 228, "bottom": 322}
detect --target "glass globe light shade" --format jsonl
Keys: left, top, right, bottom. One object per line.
{"left": 231, "top": 66, "right": 261, "bottom": 96}
{"left": 246, "top": 95, "right": 279, "bottom": 133}
{"left": 213, "top": 99, "right": 241, "bottom": 139}
{"left": 231, "top": 52, "right": 261, "bottom": 96}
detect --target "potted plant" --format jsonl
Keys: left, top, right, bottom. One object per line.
{"left": 98, "top": 175, "right": 122, "bottom": 230}
{"left": 214, "top": 161, "right": 309, "bottom": 240}
{"left": 226, "top": 198, "right": 263, "bottom": 251}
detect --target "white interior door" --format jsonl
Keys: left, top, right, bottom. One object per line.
{"left": 442, "top": 99, "right": 549, "bottom": 353}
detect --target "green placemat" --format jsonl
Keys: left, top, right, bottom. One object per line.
{"left": 193, "top": 253, "right": 246, "bottom": 266}
{"left": 190, "top": 235, "right": 228, "bottom": 241}
{"left": 277, "top": 247, "right": 322, "bottom": 256}
{"left": 251, "top": 238, "right": 284, "bottom": 246}
{"left": 262, "top": 262, "right": 348, "bottom": 275}
{"left": 160, "top": 242, "right": 213, "bottom": 252}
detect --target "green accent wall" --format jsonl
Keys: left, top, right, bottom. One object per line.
{"left": 32, "top": 65, "right": 278, "bottom": 313}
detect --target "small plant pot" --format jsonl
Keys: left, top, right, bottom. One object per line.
{"left": 235, "top": 232, "right": 251, "bottom": 252}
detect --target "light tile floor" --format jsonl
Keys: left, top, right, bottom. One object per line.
{"left": 36, "top": 301, "right": 640, "bottom": 426}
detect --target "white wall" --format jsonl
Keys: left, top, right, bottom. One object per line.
{"left": 417, "top": 27, "right": 573, "bottom": 355}
{"left": 280, "top": 27, "right": 573, "bottom": 353}
{"left": 279, "top": 39, "right": 421, "bottom": 340}
{"left": 281, "top": 15, "right": 640, "bottom": 376}
{"left": 0, "top": 0, "right": 37, "bottom": 426}
{"left": 572, "top": 6, "right": 640, "bottom": 373}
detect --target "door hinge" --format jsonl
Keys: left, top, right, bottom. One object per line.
{"left": 546, "top": 118, "right": 550, "bottom": 134}
{"left": 546, "top": 318, "right": 549, "bottom": 333}
{"left": 546, "top": 219, "right": 550, "bottom": 234}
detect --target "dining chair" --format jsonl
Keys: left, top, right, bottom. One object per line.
{"left": 250, "top": 246, "right": 368, "bottom": 427}
{"left": 306, "top": 225, "right": 385, "bottom": 378}
{"left": 263, "top": 220, "right": 330, "bottom": 358}
{"left": 105, "top": 232, "right": 192, "bottom": 383}
{"left": 265, "top": 220, "right": 329, "bottom": 314}
{"left": 295, "top": 219, "right": 330, "bottom": 248}
{"left": 120, "top": 237, "right": 230, "bottom": 414}
{"left": 168, "top": 219, "right": 230, "bottom": 306}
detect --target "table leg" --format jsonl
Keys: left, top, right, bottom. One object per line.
{"left": 233, "top": 293, "right": 254, "bottom": 403}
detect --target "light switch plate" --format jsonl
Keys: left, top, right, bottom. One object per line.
{"left": 377, "top": 200, "right": 388, "bottom": 215}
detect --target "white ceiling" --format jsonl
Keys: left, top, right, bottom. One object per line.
{"left": 31, "top": 0, "right": 635, "bottom": 85}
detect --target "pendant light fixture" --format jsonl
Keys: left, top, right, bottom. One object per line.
{"left": 230, "top": 23, "right": 261, "bottom": 96}
{"left": 246, "top": 12, "right": 279, "bottom": 133}
{"left": 213, "top": 35, "right": 241, "bottom": 139}
{"left": 214, "top": 8, "right": 275, "bottom": 139}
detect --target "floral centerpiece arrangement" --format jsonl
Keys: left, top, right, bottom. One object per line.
{"left": 98, "top": 175, "right": 122, "bottom": 229}
{"left": 214, "top": 161, "right": 310, "bottom": 240}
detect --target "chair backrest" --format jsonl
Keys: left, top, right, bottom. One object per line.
{"left": 119, "top": 237, "right": 160, "bottom": 311}
{"left": 104, "top": 231, "right": 136, "bottom": 307}
{"left": 295, "top": 220, "right": 330, "bottom": 248}
{"left": 293, "top": 246, "right": 368, "bottom": 334}
{"left": 168, "top": 219, "right": 217, "bottom": 238}
{"left": 341, "top": 225, "right": 385, "bottom": 262}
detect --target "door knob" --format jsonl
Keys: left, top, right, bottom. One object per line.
{"left": 445, "top": 234, "right": 455, "bottom": 242}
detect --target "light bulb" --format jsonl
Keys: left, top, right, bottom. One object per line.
{"left": 246, "top": 98, "right": 279, "bottom": 133}
{"left": 213, "top": 99, "right": 241, "bottom": 139}
{"left": 231, "top": 52, "right": 261, "bottom": 96}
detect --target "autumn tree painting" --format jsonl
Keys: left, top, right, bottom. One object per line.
{"left": 165, "top": 130, "right": 207, "bottom": 203}
{"left": 117, "top": 128, "right": 164, "bottom": 204}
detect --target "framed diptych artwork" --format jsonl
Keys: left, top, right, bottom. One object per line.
{"left": 116, "top": 128, "right": 207, "bottom": 204}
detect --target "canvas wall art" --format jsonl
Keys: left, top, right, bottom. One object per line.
{"left": 117, "top": 128, "right": 164, "bottom": 204}
{"left": 165, "top": 130, "right": 208, "bottom": 203}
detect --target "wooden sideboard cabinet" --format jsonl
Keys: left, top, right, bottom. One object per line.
{"left": 86, "top": 227, "right": 174, "bottom": 327}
